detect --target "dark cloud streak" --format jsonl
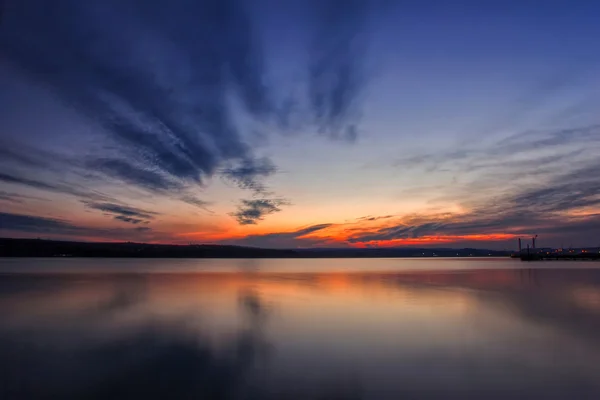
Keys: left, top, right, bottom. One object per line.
{"left": 89, "top": 159, "right": 180, "bottom": 192}
{"left": 0, "top": 212, "right": 76, "bottom": 233}
{"left": 1, "top": 0, "right": 375, "bottom": 224}
{"left": 221, "top": 157, "right": 277, "bottom": 194}
{"left": 219, "top": 223, "right": 332, "bottom": 248}
{"left": 0, "top": 172, "right": 112, "bottom": 202}
{"left": 350, "top": 160, "right": 600, "bottom": 246}
{"left": 84, "top": 201, "right": 158, "bottom": 225}
{"left": 0, "top": 211, "right": 160, "bottom": 240}
{"left": 394, "top": 125, "right": 600, "bottom": 176}
{"left": 0, "top": 191, "right": 47, "bottom": 204}
{"left": 307, "top": 0, "right": 370, "bottom": 141}
{"left": 114, "top": 216, "right": 145, "bottom": 224}
{"left": 230, "top": 199, "right": 289, "bottom": 225}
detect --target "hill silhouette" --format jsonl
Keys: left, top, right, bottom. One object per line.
{"left": 0, "top": 238, "right": 511, "bottom": 258}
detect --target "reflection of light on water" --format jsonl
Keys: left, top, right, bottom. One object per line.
{"left": 3, "top": 264, "right": 600, "bottom": 398}
{"left": 571, "top": 287, "right": 600, "bottom": 312}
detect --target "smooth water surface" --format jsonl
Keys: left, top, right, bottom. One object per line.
{"left": 2, "top": 258, "right": 600, "bottom": 399}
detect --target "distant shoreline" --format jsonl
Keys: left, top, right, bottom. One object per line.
{"left": 0, "top": 238, "right": 512, "bottom": 259}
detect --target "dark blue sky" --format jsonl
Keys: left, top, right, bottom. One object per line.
{"left": 1, "top": 0, "right": 600, "bottom": 248}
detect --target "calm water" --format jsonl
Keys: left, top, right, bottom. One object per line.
{"left": 2, "top": 258, "right": 600, "bottom": 399}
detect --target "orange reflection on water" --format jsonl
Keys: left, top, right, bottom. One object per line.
{"left": 4, "top": 264, "right": 600, "bottom": 399}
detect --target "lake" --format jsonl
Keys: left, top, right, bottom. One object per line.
{"left": 2, "top": 258, "right": 600, "bottom": 399}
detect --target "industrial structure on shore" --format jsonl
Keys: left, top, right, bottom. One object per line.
{"left": 513, "top": 235, "right": 600, "bottom": 261}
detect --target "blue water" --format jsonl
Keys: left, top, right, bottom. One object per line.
{"left": 2, "top": 258, "right": 600, "bottom": 399}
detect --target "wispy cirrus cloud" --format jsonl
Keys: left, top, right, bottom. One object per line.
{"left": 83, "top": 202, "right": 159, "bottom": 225}
{"left": 219, "top": 223, "right": 333, "bottom": 248}
{"left": 389, "top": 123, "right": 600, "bottom": 216}
{"left": 0, "top": 172, "right": 114, "bottom": 202}
{"left": 221, "top": 157, "right": 277, "bottom": 194}
{"left": 0, "top": 191, "right": 47, "bottom": 204}
{"left": 229, "top": 198, "right": 290, "bottom": 225}
{"left": 0, "top": 211, "right": 155, "bottom": 239}
{"left": 0, "top": 192, "right": 22, "bottom": 204}
{"left": 88, "top": 159, "right": 181, "bottom": 192}
{"left": 394, "top": 125, "right": 600, "bottom": 177}
{"left": 356, "top": 215, "right": 395, "bottom": 222}
{"left": 348, "top": 158, "right": 600, "bottom": 247}
{"left": 1, "top": 0, "right": 376, "bottom": 225}
{"left": 0, "top": 212, "right": 76, "bottom": 234}
{"left": 306, "top": 0, "right": 371, "bottom": 141}
{"left": 221, "top": 151, "right": 600, "bottom": 248}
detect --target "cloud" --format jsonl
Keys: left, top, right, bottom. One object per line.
{"left": 1, "top": 0, "right": 375, "bottom": 225}
{"left": 0, "top": 191, "right": 48, "bottom": 204}
{"left": 84, "top": 202, "right": 157, "bottom": 220}
{"left": 84, "top": 201, "right": 158, "bottom": 224}
{"left": 357, "top": 215, "right": 394, "bottom": 222}
{"left": 342, "top": 138, "right": 600, "bottom": 248}
{"left": 511, "top": 181, "right": 600, "bottom": 214}
{"left": 114, "top": 216, "right": 144, "bottom": 224}
{"left": 294, "top": 223, "right": 334, "bottom": 236}
{"left": 347, "top": 160, "right": 600, "bottom": 247}
{"left": 0, "top": 212, "right": 78, "bottom": 233}
{"left": 0, "top": 193, "right": 21, "bottom": 204}
{"left": 0, "top": 172, "right": 62, "bottom": 192}
{"left": 0, "top": 141, "right": 80, "bottom": 174}
{"left": 230, "top": 198, "right": 289, "bottom": 225}
{"left": 0, "top": 211, "right": 162, "bottom": 241}
{"left": 0, "top": 146, "right": 51, "bottom": 169}
{"left": 221, "top": 157, "right": 277, "bottom": 194}
{"left": 496, "top": 124, "right": 600, "bottom": 150}
{"left": 306, "top": 0, "right": 370, "bottom": 141}
{"left": 386, "top": 123, "right": 600, "bottom": 239}
{"left": 393, "top": 125, "right": 600, "bottom": 179}
{"left": 219, "top": 223, "right": 333, "bottom": 248}
{"left": 0, "top": 172, "right": 113, "bottom": 202}
{"left": 350, "top": 213, "right": 600, "bottom": 249}
{"left": 89, "top": 159, "right": 210, "bottom": 210}
{"left": 88, "top": 158, "right": 181, "bottom": 192}
{"left": 179, "top": 195, "right": 213, "bottom": 211}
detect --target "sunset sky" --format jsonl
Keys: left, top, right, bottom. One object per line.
{"left": 1, "top": 0, "right": 600, "bottom": 249}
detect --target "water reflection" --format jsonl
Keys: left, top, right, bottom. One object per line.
{"left": 2, "top": 266, "right": 600, "bottom": 399}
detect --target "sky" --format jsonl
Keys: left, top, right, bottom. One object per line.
{"left": 1, "top": 0, "right": 600, "bottom": 250}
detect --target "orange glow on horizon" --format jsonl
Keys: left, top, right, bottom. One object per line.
{"left": 348, "top": 234, "right": 517, "bottom": 248}
{"left": 13, "top": 207, "right": 524, "bottom": 247}
{"left": 173, "top": 220, "right": 519, "bottom": 247}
